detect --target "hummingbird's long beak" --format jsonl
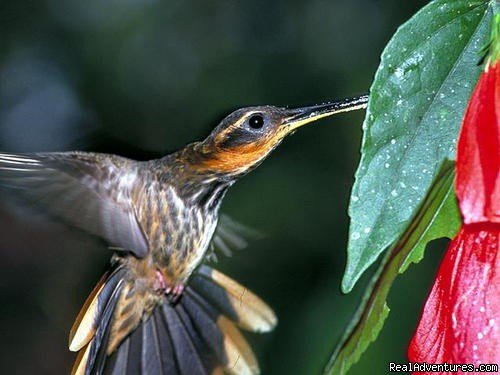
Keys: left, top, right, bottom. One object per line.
{"left": 283, "top": 95, "right": 369, "bottom": 131}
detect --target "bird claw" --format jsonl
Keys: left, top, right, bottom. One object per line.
{"left": 168, "top": 284, "right": 185, "bottom": 304}
{"left": 154, "top": 270, "right": 184, "bottom": 304}
{"left": 173, "top": 284, "right": 185, "bottom": 296}
{"left": 155, "top": 270, "right": 167, "bottom": 291}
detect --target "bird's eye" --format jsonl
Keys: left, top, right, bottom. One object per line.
{"left": 248, "top": 114, "right": 264, "bottom": 129}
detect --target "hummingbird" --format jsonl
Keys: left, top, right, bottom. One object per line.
{"left": 0, "top": 95, "right": 367, "bottom": 375}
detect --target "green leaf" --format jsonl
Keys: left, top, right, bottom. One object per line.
{"left": 342, "top": 0, "right": 493, "bottom": 293}
{"left": 325, "top": 161, "right": 460, "bottom": 375}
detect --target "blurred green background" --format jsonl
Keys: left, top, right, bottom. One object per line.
{"left": 0, "top": 1, "right": 449, "bottom": 374}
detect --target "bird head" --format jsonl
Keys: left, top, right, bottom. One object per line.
{"left": 191, "top": 96, "right": 367, "bottom": 178}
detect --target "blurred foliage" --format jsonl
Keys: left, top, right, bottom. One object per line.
{"left": 0, "top": 1, "right": 440, "bottom": 374}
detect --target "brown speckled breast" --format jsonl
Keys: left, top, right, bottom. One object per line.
{"left": 132, "top": 161, "right": 229, "bottom": 283}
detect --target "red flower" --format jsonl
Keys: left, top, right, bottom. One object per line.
{"left": 408, "top": 60, "right": 500, "bottom": 370}
{"left": 456, "top": 61, "right": 500, "bottom": 224}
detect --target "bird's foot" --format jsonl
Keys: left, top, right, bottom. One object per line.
{"left": 154, "top": 270, "right": 167, "bottom": 291}
{"left": 167, "top": 284, "right": 185, "bottom": 304}
{"left": 154, "top": 270, "right": 184, "bottom": 304}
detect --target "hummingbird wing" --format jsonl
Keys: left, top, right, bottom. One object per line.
{"left": 209, "top": 214, "right": 262, "bottom": 260}
{"left": 0, "top": 152, "right": 148, "bottom": 257}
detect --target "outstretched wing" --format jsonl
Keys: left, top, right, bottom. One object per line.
{"left": 0, "top": 152, "right": 148, "bottom": 257}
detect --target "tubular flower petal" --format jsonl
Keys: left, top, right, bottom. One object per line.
{"left": 456, "top": 62, "right": 500, "bottom": 224}
{"left": 409, "top": 58, "right": 500, "bottom": 371}
{"left": 408, "top": 225, "right": 500, "bottom": 366}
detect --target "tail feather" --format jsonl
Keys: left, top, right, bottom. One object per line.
{"left": 217, "top": 317, "right": 259, "bottom": 375}
{"left": 87, "top": 280, "right": 125, "bottom": 374}
{"left": 125, "top": 322, "right": 143, "bottom": 374}
{"left": 177, "top": 304, "right": 221, "bottom": 372}
{"left": 69, "top": 276, "right": 106, "bottom": 352}
{"left": 70, "top": 269, "right": 124, "bottom": 351}
{"left": 163, "top": 304, "right": 214, "bottom": 375}
{"left": 70, "top": 268, "right": 125, "bottom": 375}
{"left": 184, "top": 288, "right": 258, "bottom": 375}
{"left": 72, "top": 343, "right": 91, "bottom": 375}
{"left": 182, "top": 289, "right": 228, "bottom": 364}
{"left": 191, "top": 266, "right": 277, "bottom": 332}
{"left": 150, "top": 312, "right": 179, "bottom": 374}
{"left": 105, "top": 334, "right": 130, "bottom": 375}
{"left": 140, "top": 316, "right": 167, "bottom": 375}
{"left": 71, "top": 266, "right": 276, "bottom": 374}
